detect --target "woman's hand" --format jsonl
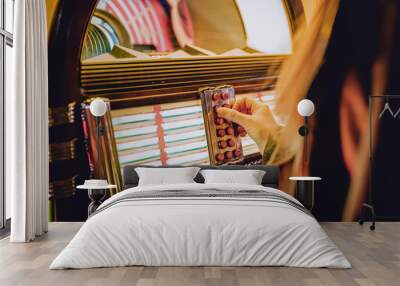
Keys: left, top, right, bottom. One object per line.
{"left": 217, "top": 96, "right": 279, "bottom": 154}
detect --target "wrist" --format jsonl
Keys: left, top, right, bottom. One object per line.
{"left": 256, "top": 127, "right": 274, "bottom": 155}
{"left": 168, "top": 0, "right": 179, "bottom": 7}
{"left": 261, "top": 127, "right": 281, "bottom": 164}
{"left": 258, "top": 138, "right": 269, "bottom": 156}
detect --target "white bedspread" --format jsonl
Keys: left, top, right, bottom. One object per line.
{"left": 50, "top": 183, "right": 351, "bottom": 269}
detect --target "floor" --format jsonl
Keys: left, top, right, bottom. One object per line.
{"left": 0, "top": 222, "right": 399, "bottom": 286}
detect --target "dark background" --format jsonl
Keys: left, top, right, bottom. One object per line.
{"left": 310, "top": 0, "right": 400, "bottom": 220}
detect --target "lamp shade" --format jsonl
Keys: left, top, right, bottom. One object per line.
{"left": 297, "top": 99, "right": 315, "bottom": 117}
{"left": 89, "top": 98, "right": 107, "bottom": 117}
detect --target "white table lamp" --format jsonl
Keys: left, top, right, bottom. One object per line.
{"left": 297, "top": 99, "right": 315, "bottom": 165}
{"left": 90, "top": 98, "right": 107, "bottom": 117}
{"left": 89, "top": 98, "right": 107, "bottom": 175}
{"left": 297, "top": 99, "right": 315, "bottom": 117}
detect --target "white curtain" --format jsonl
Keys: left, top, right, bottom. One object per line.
{"left": 8, "top": 0, "right": 49, "bottom": 242}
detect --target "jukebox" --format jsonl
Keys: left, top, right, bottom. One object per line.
{"left": 48, "top": 0, "right": 304, "bottom": 220}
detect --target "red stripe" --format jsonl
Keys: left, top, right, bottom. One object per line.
{"left": 140, "top": 0, "right": 162, "bottom": 47}
{"left": 107, "top": 0, "right": 175, "bottom": 51}
{"left": 131, "top": 0, "right": 153, "bottom": 45}
{"left": 111, "top": 0, "right": 139, "bottom": 44}
{"left": 154, "top": 105, "right": 167, "bottom": 165}
{"left": 143, "top": 0, "right": 163, "bottom": 46}
{"left": 81, "top": 115, "right": 94, "bottom": 173}
{"left": 121, "top": 0, "right": 146, "bottom": 44}
{"left": 106, "top": 2, "right": 136, "bottom": 43}
{"left": 149, "top": 0, "right": 174, "bottom": 51}
{"left": 145, "top": 0, "right": 165, "bottom": 51}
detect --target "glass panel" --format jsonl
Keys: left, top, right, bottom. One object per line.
{"left": 84, "top": 0, "right": 293, "bottom": 61}
{"left": 5, "top": 0, "right": 14, "bottom": 33}
{"left": 235, "top": 0, "right": 292, "bottom": 54}
{"left": 109, "top": 91, "right": 277, "bottom": 167}
{"left": 5, "top": 44, "right": 12, "bottom": 219}
{"left": 111, "top": 99, "right": 210, "bottom": 166}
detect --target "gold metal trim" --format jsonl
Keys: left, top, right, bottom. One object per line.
{"left": 81, "top": 54, "right": 287, "bottom": 66}
{"left": 83, "top": 80, "right": 276, "bottom": 104}
{"left": 93, "top": 9, "right": 130, "bottom": 47}
{"left": 82, "top": 98, "right": 122, "bottom": 193}
{"left": 49, "top": 138, "right": 78, "bottom": 163}
{"left": 81, "top": 74, "right": 273, "bottom": 94}
{"left": 282, "top": 0, "right": 304, "bottom": 33}
{"left": 80, "top": 67, "right": 274, "bottom": 84}
{"left": 49, "top": 102, "right": 76, "bottom": 127}
{"left": 81, "top": 61, "right": 282, "bottom": 74}
{"left": 49, "top": 175, "right": 79, "bottom": 199}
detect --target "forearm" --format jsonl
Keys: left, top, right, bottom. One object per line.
{"left": 262, "top": 128, "right": 295, "bottom": 165}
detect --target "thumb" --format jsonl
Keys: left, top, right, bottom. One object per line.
{"left": 217, "top": 107, "right": 253, "bottom": 128}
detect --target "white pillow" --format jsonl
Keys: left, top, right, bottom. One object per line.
{"left": 135, "top": 167, "right": 200, "bottom": 186}
{"left": 200, "top": 169, "right": 266, "bottom": 185}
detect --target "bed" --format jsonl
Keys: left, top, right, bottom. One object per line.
{"left": 50, "top": 165, "right": 350, "bottom": 269}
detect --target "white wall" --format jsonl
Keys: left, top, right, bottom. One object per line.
{"left": 235, "top": 0, "right": 292, "bottom": 54}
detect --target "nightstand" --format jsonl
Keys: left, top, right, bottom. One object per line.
{"left": 77, "top": 182, "right": 116, "bottom": 216}
{"left": 289, "top": 177, "right": 321, "bottom": 210}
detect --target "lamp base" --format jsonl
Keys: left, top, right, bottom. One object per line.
{"left": 298, "top": 126, "right": 309, "bottom": 136}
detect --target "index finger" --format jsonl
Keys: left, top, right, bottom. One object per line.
{"left": 232, "top": 96, "right": 262, "bottom": 114}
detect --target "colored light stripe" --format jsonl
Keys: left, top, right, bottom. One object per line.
{"left": 164, "top": 129, "right": 205, "bottom": 143}
{"left": 117, "top": 137, "right": 159, "bottom": 151}
{"left": 162, "top": 118, "right": 204, "bottom": 130}
{"left": 154, "top": 105, "right": 167, "bottom": 165}
{"left": 165, "top": 141, "right": 207, "bottom": 155}
{"left": 120, "top": 160, "right": 162, "bottom": 167}
{"left": 133, "top": 0, "right": 156, "bottom": 44}
{"left": 112, "top": 112, "right": 155, "bottom": 125}
{"left": 117, "top": 0, "right": 144, "bottom": 44}
{"left": 147, "top": 0, "right": 172, "bottom": 51}
{"left": 161, "top": 106, "right": 202, "bottom": 117}
{"left": 167, "top": 151, "right": 210, "bottom": 165}
{"left": 127, "top": 0, "right": 151, "bottom": 44}
{"left": 106, "top": 1, "right": 137, "bottom": 44}
{"left": 114, "top": 125, "right": 157, "bottom": 138}
{"left": 141, "top": 0, "right": 162, "bottom": 48}
{"left": 119, "top": 149, "right": 161, "bottom": 164}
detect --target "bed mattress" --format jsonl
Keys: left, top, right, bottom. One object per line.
{"left": 50, "top": 183, "right": 350, "bottom": 269}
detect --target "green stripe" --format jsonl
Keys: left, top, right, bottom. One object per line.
{"left": 167, "top": 146, "right": 207, "bottom": 155}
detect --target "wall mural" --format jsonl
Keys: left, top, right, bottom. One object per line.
{"left": 47, "top": 0, "right": 400, "bottom": 222}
